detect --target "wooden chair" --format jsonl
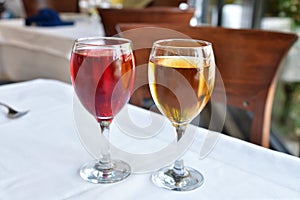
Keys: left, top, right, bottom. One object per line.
{"left": 116, "top": 23, "right": 298, "bottom": 148}
{"left": 123, "top": 0, "right": 188, "bottom": 8}
{"left": 97, "top": 7, "right": 194, "bottom": 36}
{"left": 117, "top": 25, "right": 193, "bottom": 108}
{"left": 146, "top": 0, "right": 188, "bottom": 7}
{"left": 22, "top": 0, "right": 80, "bottom": 17}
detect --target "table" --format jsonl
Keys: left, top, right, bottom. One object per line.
{"left": 0, "top": 79, "right": 300, "bottom": 199}
{"left": 0, "top": 15, "right": 104, "bottom": 82}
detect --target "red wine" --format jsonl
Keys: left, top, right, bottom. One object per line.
{"left": 70, "top": 49, "right": 135, "bottom": 122}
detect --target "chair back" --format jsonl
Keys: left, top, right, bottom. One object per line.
{"left": 97, "top": 7, "right": 194, "bottom": 36}
{"left": 117, "top": 23, "right": 298, "bottom": 147}
{"left": 147, "top": 0, "right": 188, "bottom": 7}
{"left": 22, "top": 0, "right": 79, "bottom": 17}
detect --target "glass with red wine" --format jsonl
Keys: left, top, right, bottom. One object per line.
{"left": 70, "top": 37, "right": 135, "bottom": 184}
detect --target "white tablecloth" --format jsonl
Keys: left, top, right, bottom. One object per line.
{"left": 0, "top": 79, "right": 300, "bottom": 199}
{"left": 0, "top": 15, "right": 104, "bottom": 82}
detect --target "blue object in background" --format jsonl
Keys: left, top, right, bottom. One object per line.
{"left": 25, "top": 8, "right": 74, "bottom": 27}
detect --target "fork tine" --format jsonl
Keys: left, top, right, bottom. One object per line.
{"left": 0, "top": 102, "right": 29, "bottom": 119}
{"left": 7, "top": 110, "right": 29, "bottom": 119}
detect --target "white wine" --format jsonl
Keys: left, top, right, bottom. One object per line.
{"left": 149, "top": 56, "right": 214, "bottom": 125}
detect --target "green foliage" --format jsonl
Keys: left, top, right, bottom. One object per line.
{"left": 264, "top": 0, "right": 280, "bottom": 16}
{"left": 279, "top": 0, "right": 300, "bottom": 25}
{"left": 272, "top": 82, "right": 300, "bottom": 139}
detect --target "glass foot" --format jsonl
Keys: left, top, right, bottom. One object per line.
{"left": 151, "top": 165, "right": 204, "bottom": 191}
{"left": 80, "top": 159, "right": 131, "bottom": 184}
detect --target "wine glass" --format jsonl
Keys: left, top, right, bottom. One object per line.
{"left": 70, "top": 37, "right": 135, "bottom": 183}
{"left": 148, "top": 39, "right": 215, "bottom": 191}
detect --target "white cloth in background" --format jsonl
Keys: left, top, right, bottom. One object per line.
{"left": 0, "top": 17, "right": 104, "bottom": 82}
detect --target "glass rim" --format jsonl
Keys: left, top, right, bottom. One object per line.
{"left": 153, "top": 38, "right": 212, "bottom": 49}
{"left": 74, "top": 36, "right": 132, "bottom": 48}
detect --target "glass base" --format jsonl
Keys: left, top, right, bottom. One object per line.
{"left": 151, "top": 165, "right": 204, "bottom": 191}
{"left": 80, "top": 159, "right": 131, "bottom": 184}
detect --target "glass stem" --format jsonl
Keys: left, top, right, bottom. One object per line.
{"left": 173, "top": 124, "right": 188, "bottom": 176}
{"left": 175, "top": 125, "right": 186, "bottom": 142}
{"left": 99, "top": 121, "right": 112, "bottom": 168}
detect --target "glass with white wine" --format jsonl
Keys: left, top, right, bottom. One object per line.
{"left": 148, "top": 39, "right": 215, "bottom": 191}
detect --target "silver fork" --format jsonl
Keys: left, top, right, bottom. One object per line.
{"left": 0, "top": 102, "right": 29, "bottom": 119}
